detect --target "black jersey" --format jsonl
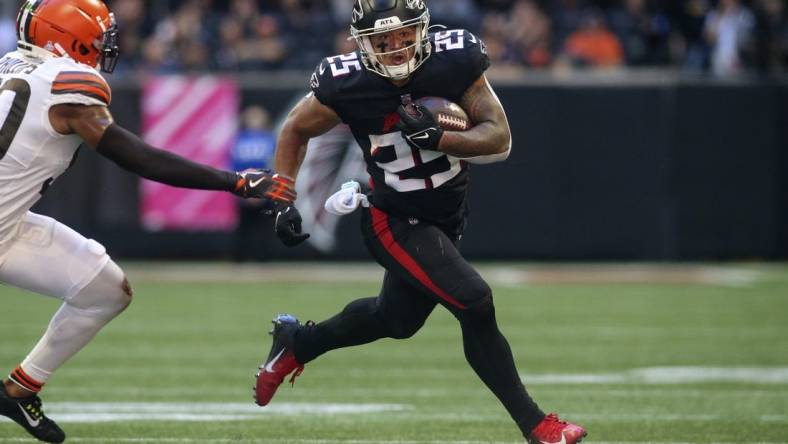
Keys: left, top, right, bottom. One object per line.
{"left": 310, "top": 29, "right": 490, "bottom": 230}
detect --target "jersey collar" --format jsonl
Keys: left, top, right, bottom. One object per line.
{"left": 17, "top": 41, "right": 58, "bottom": 62}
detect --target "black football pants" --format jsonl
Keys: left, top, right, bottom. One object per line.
{"left": 293, "top": 207, "right": 545, "bottom": 437}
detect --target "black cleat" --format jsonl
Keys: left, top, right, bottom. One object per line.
{"left": 0, "top": 384, "right": 65, "bottom": 443}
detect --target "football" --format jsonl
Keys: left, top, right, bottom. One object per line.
{"left": 415, "top": 96, "right": 471, "bottom": 131}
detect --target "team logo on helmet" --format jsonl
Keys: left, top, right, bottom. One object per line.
{"left": 352, "top": 1, "right": 364, "bottom": 24}
{"left": 406, "top": 0, "right": 425, "bottom": 9}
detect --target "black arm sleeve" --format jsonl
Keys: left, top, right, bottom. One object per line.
{"left": 96, "top": 123, "right": 238, "bottom": 191}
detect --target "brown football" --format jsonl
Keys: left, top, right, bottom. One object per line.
{"left": 415, "top": 96, "right": 471, "bottom": 131}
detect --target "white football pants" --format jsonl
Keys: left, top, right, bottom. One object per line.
{"left": 0, "top": 212, "right": 132, "bottom": 385}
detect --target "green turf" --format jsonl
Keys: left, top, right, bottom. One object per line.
{"left": 1, "top": 263, "right": 787, "bottom": 443}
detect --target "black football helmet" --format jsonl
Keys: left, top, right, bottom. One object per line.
{"left": 350, "top": 0, "right": 431, "bottom": 80}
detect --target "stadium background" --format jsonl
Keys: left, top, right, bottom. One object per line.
{"left": 2, "top": 1, "right": 788, "bottom": 443}
{"left": 1, "top": 0, "right": 786, "bottom": 261}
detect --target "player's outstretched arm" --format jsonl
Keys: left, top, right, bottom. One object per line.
{"left": 49, "top": 104, "right": 280, "bottom": 199}
{"left": 439, "top": 75, "right": 511, "bottom": 163}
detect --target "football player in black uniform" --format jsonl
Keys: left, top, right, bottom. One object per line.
{"left": 254, "top": 1, "right": 586, "bottom": 442}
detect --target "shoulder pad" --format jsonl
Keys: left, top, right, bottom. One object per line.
{"left": 310, "top": 52, "right": 363, "bottom": 107}
{"left": 431, "top": 29, "right": 489, "bottom": 64}
{"left": 47, "top": 58, "right": 111, "bottom": 107}
{"left": 428, "top": 29, "right": 490, "bottom": 90}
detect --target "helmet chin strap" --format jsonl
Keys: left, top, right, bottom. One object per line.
{"left": 366, "top": 39, "right": 419, "bottom": 80}
{"left": 380, "top": 59, "right": 413, "bottom": 80}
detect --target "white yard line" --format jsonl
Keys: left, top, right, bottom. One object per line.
{"left": 0, "top": 402, "right": 409, "bottom": 424}
{"left": 404, "top": 412, "right": 788, "bottom": 423}
{"left": 521, "top": 366, "right": 788, "bottom": 385}
{"left": 0, "top": 402, "right": 785, "bottom": 425}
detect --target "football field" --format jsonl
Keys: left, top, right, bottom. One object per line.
{"left": 1, "top": 262, "right": 787, "bottom": 443}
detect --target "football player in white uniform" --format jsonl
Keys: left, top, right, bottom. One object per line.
{"left": 0, "top": 1, "right": 296, "bottom": 442}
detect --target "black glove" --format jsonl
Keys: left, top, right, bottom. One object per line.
{"left": 396, "top": 102, "right": 444, "bottom": 151}
{"left": 275, "top": 205, "right": 310, "bottom": 247}
{"left": 232, "top": 168, "right": 278, "bottom": 199}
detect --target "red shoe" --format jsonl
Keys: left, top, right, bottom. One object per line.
{"left": 528, "top": 413, "right": 587, "bottom": 444}
{"left": 253, "top": 314, "right": 306, "bottom": 406}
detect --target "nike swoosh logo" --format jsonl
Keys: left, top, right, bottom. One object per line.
{"left": 319, "top": 63, "right": 326, "bottom": 75}
{"left": 249, "top": 177, "right": 266, "bottom": 188}
{"left": 264, "top": 348, "right": 286, "bottom": 373}
{"left": 18, "top": 405, "right": 40, "bottom": 428}
{"left": 412, "top": 133, "right": 430, "bottom": 140}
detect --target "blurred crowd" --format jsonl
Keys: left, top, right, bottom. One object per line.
{"left": 0, "top": 0, "right": 787, "bottom": 77}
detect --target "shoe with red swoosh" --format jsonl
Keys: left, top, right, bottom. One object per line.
{"left": 254, "top": 314, "right": 307, "bottom": 406}
{"left": 527, "top": 413, "right": 587, "bottom": 444}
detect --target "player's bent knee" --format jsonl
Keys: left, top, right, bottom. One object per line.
{"left": 122, "top": 277, "right": 133, "bottom": 299}
{"left": 69, "top": 260, "right": 132, "bottom": 318}
{"left": 453, "top": 277, "right": 495, "bottom": 324}
{"left": 115, "top": 277, "right": 133, "bottom": 311}
{"left": 457, "top": 277, "right": 492, "bottom": 308}
{"left": 466, "top": 294, "right": 494, "bottom": 318}
{"left": 107, "top": 274, "right": 133, "bottom": 314}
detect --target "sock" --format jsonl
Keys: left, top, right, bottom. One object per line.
{"left": 8, "top": 366, "right": 44, "bottom": 394}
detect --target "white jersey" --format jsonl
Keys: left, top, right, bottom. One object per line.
{"left": 0, "top": 46, "right": 111, "bottom": 255}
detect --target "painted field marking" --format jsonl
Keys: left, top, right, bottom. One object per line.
{"left": 521, "top": 366, "right": 788, "bottom": 385}
{"left": 0, "top": 402, "right": 409, "bottom": 424}
{"left": 408, "top": 412, "right": 788, "bottom": 423}
{"left": 566, "top": 413, "right": 788, "bottom": 423}
{"left": 0, "top": 402, "right": 785, "bottom": 425}
{"left": 37, "top": 385, "right": 788, "bottom": 400}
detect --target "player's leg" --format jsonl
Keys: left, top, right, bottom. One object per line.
{"left": 0, "top": 213, "right": 132, "bottom": 443}
{"left": 254, "top": 271, "right": 436, "bottom": 406}
{"left": 362, "top": 207, "right": 585, "bottom": 442}
{"left": 293, "top": 271, "right": 436, "bottom": 363}
{"left": 5, "top": 261, "right": 131, "bottom": 395}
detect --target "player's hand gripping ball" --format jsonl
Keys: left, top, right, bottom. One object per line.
{"left": 397, "top": 96, "right": 470, "bottom": 151}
